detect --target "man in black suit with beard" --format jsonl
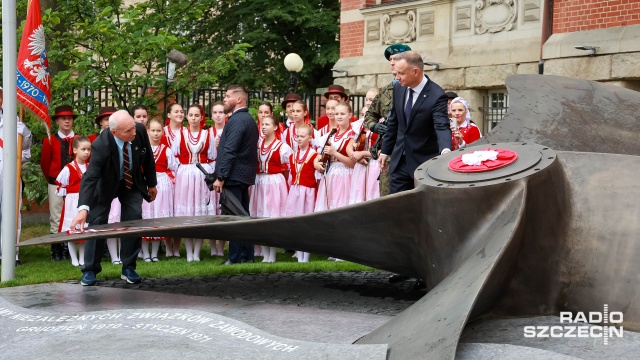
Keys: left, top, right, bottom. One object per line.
{"left": 378, "top": 51, "right": 452, "bottom": 194}
{"left": 212, "top": 85, "right": 259, "bottom": 265}
{"left": 70, "top": 110, "right": 157, "bottom": 286}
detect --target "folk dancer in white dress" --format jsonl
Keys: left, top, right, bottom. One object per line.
{"left": 56, "top": 136, "right": 91, "bottom": 266}
{"left": 171, "top": 104, "right": 216, "bottom": 262}
{"left": 141, "top": 118, "right": 178, "bottom": 262}
{"left": 249, "top": 115, "right": 292, "bottom": 263}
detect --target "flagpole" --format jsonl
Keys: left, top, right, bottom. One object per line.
{"left": 1, "top": 0, "right": 18, "bottom": 282}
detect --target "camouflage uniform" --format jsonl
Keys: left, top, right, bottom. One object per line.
{"left": 365, "top": 80, "right": 394, "bottom": 196}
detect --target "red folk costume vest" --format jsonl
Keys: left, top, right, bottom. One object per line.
{"left": 178, "top": 128, "right": 212, "bottom": 164}
{"left": 153, "top": 144, "right": 170, "bottom": 174}
{"left": 329, "top": 127, "right": 355, "bottom": 162}
{"left": 451, "top": 122, "right": 481, "bottom": 150}
{"left": 60, "top": 161, "right": 86, "bottom": 194}
{"left": 289, "top": 148, "right": 318, "bottom": 188}
{"left": 257, "top": 139, "right": 287, "bottom": 174}
{"left": 41, "top": 133, "right": 77, "bottom": 184}
{"left": 162, "top": 125, "right": 182, "bottom": 148}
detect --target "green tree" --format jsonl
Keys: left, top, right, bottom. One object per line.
{"left": 192, "top": 0, "right": 340, "bottom": 93}
{"left": 3, "top": 0, "right": 250, "bottom": 206}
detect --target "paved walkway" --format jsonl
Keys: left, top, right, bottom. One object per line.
{"left": 92, "top": 271, "right": 424, "bottom": 316}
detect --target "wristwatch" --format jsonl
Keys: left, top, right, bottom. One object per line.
{"left": 217, "top": 175, "right": 226, "bottom": 181}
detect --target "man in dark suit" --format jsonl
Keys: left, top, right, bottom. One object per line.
{"left": 378, "top": 51, "right": 452, "bottom": 194}
{"left": 70, "top": 110, "right": 157, "bottom": 286}
{"left": 212, "top": 85, "right": 259, "bottom": 264}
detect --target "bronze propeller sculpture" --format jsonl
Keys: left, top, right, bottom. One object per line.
{"left": 22, "top": 75, "right": 640, "bottom": 359}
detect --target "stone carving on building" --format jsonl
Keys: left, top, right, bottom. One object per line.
{"left": 419, "top": 11, "right": 435, "bottom": 36}
{"left": 456, "top": 6, "right": 472, "bottom": 31}
{"left": 367, "top": 19, "right": 381, "bottom": 43}
{"left": 474, "top": 0, "right": 518, "bottom": 34}
{"left": 382, "top": 10, "right": 417, "bottom": 45}
{"left": 523, "top": 0, "right": 541, "bottom": 22}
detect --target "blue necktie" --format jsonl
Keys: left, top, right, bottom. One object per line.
{"left": 404, "top": 89, "right": 413, "bottom": 125}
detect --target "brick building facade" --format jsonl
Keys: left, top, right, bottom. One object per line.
{"left": 334, "top": 0, "right": 640, "bottom": 132}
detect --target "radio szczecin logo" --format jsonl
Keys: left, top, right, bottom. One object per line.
{"left": 524, "top": 304, "right": 623, "bottom": 345}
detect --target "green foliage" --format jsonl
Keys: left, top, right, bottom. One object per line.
{"left": 43, "top": 0, "right": 249, "bottom": 122}
{"left": 192, "top": 0, "right": 340, "bottom": 93}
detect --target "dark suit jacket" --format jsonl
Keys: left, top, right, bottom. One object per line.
{"left": 214, "top": 108, "right": 258, "bottom": 186}
{"left": 78, "top": 122, "right": 157, "bottom": 223}
{"left": 381, "top": 76, "right": 451, "bottom": 174}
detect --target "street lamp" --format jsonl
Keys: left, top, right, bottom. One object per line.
{"left": 164, "top": 49, "right": 188, "bottom": 117}
{"left": 284, "top": 53, "right": 304, "bottom": 93}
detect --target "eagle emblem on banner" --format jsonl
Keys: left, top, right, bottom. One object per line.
{"left": 17, "top": 0, "right": 51, "bottom": 130}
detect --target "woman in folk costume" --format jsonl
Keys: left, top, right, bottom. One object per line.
{"left": 162, "top": 103, "right": 184, "bottom": 257}
{"left": 56, "top": 136, "right": 91, "bottom": 267}
{"left": 282, "top": 100, "right": 312, "bottom": 154}
{"left": 256, "top": 102, "right": 283, "bottom": 140}
{"left": 347, "top": 105, "right": 380, "bottom": 204}
{"left": 314, "top": 102, "right": 356, "bottom": 212}
{"left": 450, "top": 97, "right": 482, "bottom": 150}
{"left": 316, "top": 99, "right": 338, "bottom": 137}
{"left": 249, "top": 115, "right": 293, "bottom": 263}
{"left": 252, "top": 102, "right": 273, "bottom": 257}
{"left": 208, "top": 102, "right": 227, "bottom": 257}
{"left": 141, "top": 118, "right": 178, "bottom": 262}
{"left": 172, "top": 104, "right": 216, "bottom": 262}
{"left": 284, "top": 124, "right": 318, "bottom": 263}
{"left": 162, "top": 103, "right": 184, "bottom": 148}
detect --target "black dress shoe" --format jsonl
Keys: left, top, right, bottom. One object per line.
{"left": 412, "top": 279, "right": 426, "bottom": 290}
{"left": 16, "top": 260, "right": 22, "bottom": 266}
{"left": 388, "top": 274, "right": 410, "bottom": 283}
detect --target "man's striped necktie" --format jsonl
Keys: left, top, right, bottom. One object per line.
{"left": 123, "top": 142, "right": 133, "bottom": 189}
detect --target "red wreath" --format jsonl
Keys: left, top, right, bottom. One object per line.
{"left": 448, "top": 148, "right": 518, "bottom": 173}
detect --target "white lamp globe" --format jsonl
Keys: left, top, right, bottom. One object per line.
{"left": 284, "top": 53, "right": 304, "bottom": 72}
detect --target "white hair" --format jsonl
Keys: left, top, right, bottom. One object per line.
{"left": 108, "top": 110, "right": 130, "bottom": 130}
{"left": 108, "top": 113, "right": 118, "bottom": 130}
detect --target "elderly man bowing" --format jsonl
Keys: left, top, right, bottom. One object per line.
{"left": 70, "top": 110, "right": 157, "bottom": 286}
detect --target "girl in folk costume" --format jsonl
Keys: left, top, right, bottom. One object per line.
{"left": 450, "top": 97, "right": 481, "bottom": 150}
{"left": 282, "top": 100, "right": 311, "bottom": 153}
{"left": 284, "top": 124, "right": 318, "bottom": 263}
{"left": 314, "top": 102, "right": 357, "bottom": 212}
{"left": 163, "top": 103, "right": 184, "bottom": 257}
{"left": 56, "top": 136, "right": 91, "bottom": 267}
{"left": 172, "top": 104, "right": 216, "bottom": 262}
{"left": 257, "top": 102, "right": 283, "bottom": 140}
{"left": 208, "top": 102, "right": 227, "bottom": 257}
{"left": 347, "top": 105, "right": 381, "bottom": 204}
{"left": 249, "top": 115, "right": 293, "bottom": 263}
{"left": 162, "top": 103, "right": 184, "bottom": 148}
{"left": 141, "top": 118, "right": 178, "bottom": 262}
{"left": 316, "top": 99, "right": 338, "bottom": 137}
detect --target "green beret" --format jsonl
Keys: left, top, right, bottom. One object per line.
{"left": 384, "top": 44, "right": 412, "bottom": 61}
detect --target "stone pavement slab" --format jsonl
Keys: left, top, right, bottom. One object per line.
{"left": 0, "top": 296, "right": 387, "bottom": 360}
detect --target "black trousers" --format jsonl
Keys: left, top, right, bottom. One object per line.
{"left": 224, "top": 184, "right": 254, "bottom": 264}
{"left": 389, "top": 156, "right": 415, "bottom": 194}
{"left": 82, "top": 181, "right": 143, "bottom": 274}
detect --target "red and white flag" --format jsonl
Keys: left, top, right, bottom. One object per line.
{"left": 17, "top": 0, "right": 51, "bottom": 132}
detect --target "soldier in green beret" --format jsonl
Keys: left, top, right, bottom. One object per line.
{"left": 365, "top": 44, "right": 411, "bottom": 196}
